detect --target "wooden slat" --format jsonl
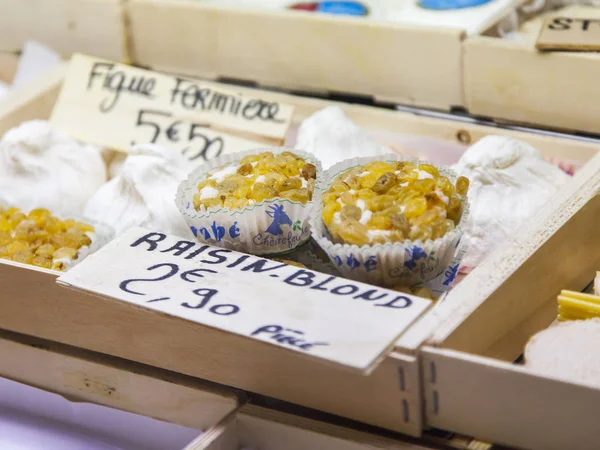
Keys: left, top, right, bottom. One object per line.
{"left": 464, "top": 36, "right": 600, "bottom": 134}
{"left": 0, "top": 258, "right": 423, "bottom": 435}
{"left": 0, "top": 63, "right": 65, "bottom": 137}
{"left": 0, "top": 0, "right": 127, "bottom": 60}
{"left": 0, "top": 330, "right": 239, "bottom": 430}
{"left": 423, "top": 346, "right": 600, "bottom": 450}
{"left": 0, "top": 52, "right": 19, "bottom": 84}
{"left": 237, "top": 405, "right": 436, "bottom": 450}
{"left": 426, "top": 152, "right": 600, "bottom": 358}
{"left": 187, "top": 411, "right": 238, "bottom": 450}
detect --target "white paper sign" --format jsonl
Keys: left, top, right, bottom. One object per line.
{"left": 131, "top": 109, "right": 266, "bottom": 164}
{"left": 50, "top": 54, "right": 294, "bottom": 152}
{"left": 57, "top": 228, "right": 432, "bottom": 371}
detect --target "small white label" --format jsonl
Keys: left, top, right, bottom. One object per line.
{"left": 57, "top": 228, "right": 432, "bottom": 371}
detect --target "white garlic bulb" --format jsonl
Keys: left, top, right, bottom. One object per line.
{"left": 84, "top": 144, "right": 193, "bottom": 238}
{"left": 296, "top": 106, "right": 389, "bottom": 169}
{"left": 452, "top": 135, "right": 570, "bottom": 269}
{"left": 0, "top": 120, "right": 106, "bottom": 215}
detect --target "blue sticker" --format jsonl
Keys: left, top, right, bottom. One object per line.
{"left": 317, "top": 1, "right": 368, "bottom": 16}
{"left": 420, "top": 0, "right": 494, "bottom": 10}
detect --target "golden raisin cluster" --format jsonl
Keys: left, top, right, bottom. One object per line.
{"left": 193, "top": 151, "right": 317, "bottom": 211}
{"left": 0, "top": 206, "right": 94, "bottom": 271}
{"left": 322, "top": 161, "right": 469, "bottom": 247}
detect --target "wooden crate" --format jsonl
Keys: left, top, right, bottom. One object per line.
{"left": 464, "top": 19, "right": 600, "bottom": 134}
{"left": 0, "top": 61, "right": 599, "bottom": 442}
{"left": 0, "top": 329, "right": 240, "bottom": 448}
{"left": 0, "top": 0, "right": 127, "bottom": 61}
{"left": 419, "top": 153, "right": 600, "bottom": 449}
{"left": 126, "top": 0, "right": 466, "bottom": 111}
{"left": 0, "top": 329, "right": 459, "bottom": 449}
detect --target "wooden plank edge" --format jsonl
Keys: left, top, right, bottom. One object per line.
{"left": 427, "top": 152, "right": 600, "bottom": 353}
{"left": 0, "top": 62, "right": 66, "bottom": 136}
{"left": 0, "top": 328, "right": 242, "bottom": 430}
{"left": 237, "top": 404, "right": 433, "bottom": 450}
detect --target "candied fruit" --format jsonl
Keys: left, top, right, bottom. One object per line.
{"left": 237, "top": 163, "right": 253, "bottom": 176}
{"left": 321, "top": 160, "right": 468, "bottom": 246}
{"left": 27, "top": 208, "right": 52, "bottom": 226}
{"left": 456, "top": 176, "right": 470, "bottom": 196}
{"left": 330, "top": 181, "right": 349, "bottom": 193}
{"left": 404, "top": 197, "right": 428, "bottom": 219}
{"left": 0, "top": 231, "right": 11, "bottom": 246}
{"left": 337, "top": 220, "right": 369, "bottom": 247}
{"left": 32, "top": 255, "right": 52, "bottom": 269}
{"left": 280, "top": 178, "right": 302, "bottom": 192}
{"left": 340, "top": 205, "right": 362, "bottom": 221}
{"left": 0, "top": 206, "right": 94, "bottom": 271}
{"left": 372, "top": 172, "right": 396, "bottom": 194}
{"left": 418, "top": 164, "right": 440, "bottom": 177}
{"left": 53, "top": 247, "right": 78, "bottom": 260}
{"left": 8, "top": 212, "right": 26, "bottom": 227}
{"left": 368, "top": 214, "right": 392, "bottom": 230}
{"left": 322, "top": 202, "right": 341, "bottom": 226}
{"left": 251, "top": 183, "right": 277, "bottom": 202}
{"left": 359, "top": 172, "right": 379, "bottom": 189}
{"left": 280, "top": 188, "right": 311, "bottom": 203}
{"left": 12, "top": 249, "right": 33, "bottom": 264}
{"left": 14, "top": 220, "right": 40, "bottom": 241}
{"left": 301, "top": 163, "right": 317, "bottom": 180}
{"left": 193, "top": 151, "right": 316, "bottom": 210}
{"left": 36, "top": 243, "right": 56, "bottom": 257}
{"left": 0, "top": 218, "right": 11, "bottom": 232}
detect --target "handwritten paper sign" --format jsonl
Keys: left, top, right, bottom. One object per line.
{"left": 131, "top": 109, "right": 266, "bottom": 164}
{"left": 57, "top": 228, "right": 432, "bottom": 372}
{"left": 50, "top": 54, "right": 294, "bottom": 155}
{"left": 536, "top": 17, "right": 600, "bottom": 51}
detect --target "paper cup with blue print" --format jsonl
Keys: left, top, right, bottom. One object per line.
{"left": 309, "top": 154, "right": 469, "bottom": 294}
{"left": 176, "top": 147, "right": 323, "bottom": 255}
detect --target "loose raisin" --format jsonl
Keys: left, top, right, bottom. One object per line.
{"left": 301, "top": 163, "right": 317, "bottom": 180}
{"left": 372, "top": 172, "right": 396, "bottom": 194}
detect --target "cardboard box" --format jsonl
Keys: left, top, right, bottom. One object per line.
{"left": 0, "top": 60, "right": 599, "bottom": 443}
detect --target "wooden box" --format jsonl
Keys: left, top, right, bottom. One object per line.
{"left": 0, "top": 0, "right": 126, "bottom": 61}
{"left": 0, "top": 59, "right": 599, "bottom": 443}
{"left": 417, "top": 149, "right": 600, "bottom": 449}
{"left": 1, "top": 328, "right": 444, "bottom": 449}
{"left": 464, "top": 12, "right": 600, "bottom": 134}
{"left": 125, "top": 0, "right": 470, "bottom": 111}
